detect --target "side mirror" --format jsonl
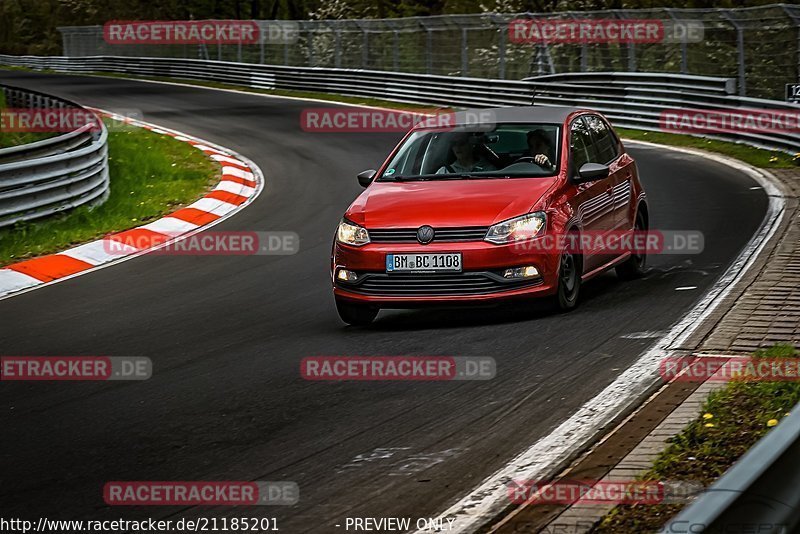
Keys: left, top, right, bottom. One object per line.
{"left": 574, "top": 162, "right": 609, "bottom": 183}
{"left": 357, "top": 169, "right": 377, "bottom": 188}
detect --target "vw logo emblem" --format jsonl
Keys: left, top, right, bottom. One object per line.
{"left": 417, "top": 225, "right": 435, "bottom": 244}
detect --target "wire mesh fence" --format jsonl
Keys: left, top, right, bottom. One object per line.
{"left": 57, "top": 4, "right": 800, "bottom": 100}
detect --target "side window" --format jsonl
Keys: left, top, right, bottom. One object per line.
{"left": 585, "top": 115, "right": 619, "bottom": 164}
{"left": 570, "top": 117, "right": 593, "bottom": 172}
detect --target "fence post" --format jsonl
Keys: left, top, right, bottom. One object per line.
{"left": 259, "top": 22, "right": 264, "bottom": 64}
{"left": 498, "top": 20, "right": 506, "bottom": 79}
{"left": 308, "top": 25, "right": 315, "bottom": 67}
{"left": 782, "top": 6, "right": 800, "bottom": 86}
{"left": 363, "top": 28, "right": 369, "bottom": 69}
{"left": 566, "top": 12, "right": 587, "bottom": 72}
{"left": 461, "top": 26, "right": 469, "bottom": 76}
{"left": 723, "top": 12, "right": 746, "bottom": 97}
{"left": 419, "top": 20, "right": 433, "bottom": 75}
{"left": 664, "top": 8, "right": 688, "bottom": 74}
{"left": 393, "top": 29, "right": 400, "bottom": 72}
{"left": 334, "top": 24, "right": 342, "bottom": 69}
{"left": 614, "top": 10, "right": 636, "bottom": 72}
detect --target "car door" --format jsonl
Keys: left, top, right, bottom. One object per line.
{"left": 568, "top": 116, "right": 615, "bottom": 272}
{"left": 584, "top": 114, "right": 634, "bottom": 232}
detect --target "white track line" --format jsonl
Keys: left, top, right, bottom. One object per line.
{"left": 416, "top": 141, "right": 787, "bottom": 533}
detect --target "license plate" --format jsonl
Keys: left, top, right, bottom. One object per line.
{"left": 386, "top": 253, "right": 462, "bottom": 273}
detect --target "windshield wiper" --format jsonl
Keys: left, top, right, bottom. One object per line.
{"left": 383, "top": 173, "right": 508, "bottom": 181}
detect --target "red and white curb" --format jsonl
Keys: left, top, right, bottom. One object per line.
{"left": 0, "top": 110, "right": 264, "bottom": 301}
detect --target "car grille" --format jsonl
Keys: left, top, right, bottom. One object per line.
{"left": 368, "top": 227, "right": 488, "bottom": 243}
{"left": 337, "top": 271, "right": 540, "bottom": 297}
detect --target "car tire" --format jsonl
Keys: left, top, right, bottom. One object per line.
{"left": 616, "top": 210, "right": 647, "bottom": 281}
{"left": 554, "top": 236, "right": 582, "bottom": 312}
{"left": 336, "top": 299, "right": 379, "bottom": 326}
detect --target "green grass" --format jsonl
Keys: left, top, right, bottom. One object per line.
{"left": 592, "top": 344, "right": 800, "bottom": 533}
{"left": 617, "top": 128, "right": 800, "bottom": 169}
{"left": 0, "top": 118, "right": 219, "bottom": 266}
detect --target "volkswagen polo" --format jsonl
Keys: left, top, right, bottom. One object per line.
{"left": 331, "top": 106, "right": 648, "bottom": 325}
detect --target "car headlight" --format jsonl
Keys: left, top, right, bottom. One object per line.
{"left": 337, "top": 219, "right": 370, "bottom": 246}
{"left": 485, "top": 212, "right": 546, "bottom": 244}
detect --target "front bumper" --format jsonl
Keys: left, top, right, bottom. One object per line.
{"left": 332, "top": 239, "right": 560, "bottom": 306}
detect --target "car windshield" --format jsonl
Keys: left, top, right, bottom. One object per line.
{"left": 378, "top": 123, "right": 560, "bottom": 181}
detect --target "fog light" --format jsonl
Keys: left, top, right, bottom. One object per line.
{"left": 337, "top": 269, "right": 358, "bottom": 282}
{"left": 503, "top": 266, "right": 540, "bottom": 279}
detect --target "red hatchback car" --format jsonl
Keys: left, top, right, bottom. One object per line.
{"left": 331, "top": 106, "right": 648, "bottom": 325}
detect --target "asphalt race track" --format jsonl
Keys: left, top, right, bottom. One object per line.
{"left": 0, "top": 71, "right": 768, "bottom": 532}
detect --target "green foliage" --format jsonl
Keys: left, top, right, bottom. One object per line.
{"left": 0, "top": 0, "right": 786, "bottom": 56}
{"left": 594, "top": 345, "right": 800, "bottom": 533}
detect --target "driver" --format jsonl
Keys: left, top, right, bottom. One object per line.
{"left": 526, "top": 130, "right": 556, "bottom": 171}
{"left": 437, "top": 134, "right": 496, "bottom": 174}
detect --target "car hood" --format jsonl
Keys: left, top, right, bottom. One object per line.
{"left": 345, "top": 178, "right": 558, "bottom": 228}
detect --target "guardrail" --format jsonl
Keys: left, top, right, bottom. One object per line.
{"left": 54, "top": 5, "right": 800, "bottom": 101}
{"left": 2, "top": 54, "right": 799, "bottom": 155}
{"left": 666, "top": 404, "right": 800, "bottom": 533}
{"left": 0, "top": 84, "right": 109, "bottom": 228}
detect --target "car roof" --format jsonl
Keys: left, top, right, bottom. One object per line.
{"left": 429, "top": 105, "right": 590, "bottom": 128}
